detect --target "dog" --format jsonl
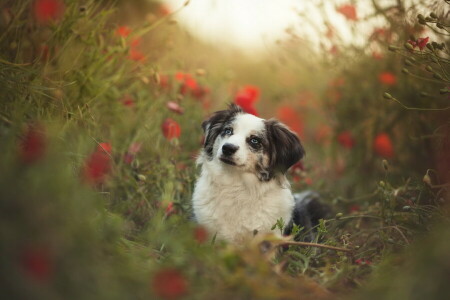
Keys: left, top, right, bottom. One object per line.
{"left": 192, "top": 104, "right": 327, "bottom": 244}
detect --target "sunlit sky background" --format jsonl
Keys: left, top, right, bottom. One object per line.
{"left": 163, "top": 0, "right": 397, "bottom": 54}
{"left": 163, "top": 0, "right": 439, "bottom": 55}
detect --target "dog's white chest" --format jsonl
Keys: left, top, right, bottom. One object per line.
{"left": 192, "top": 170, "right": 294, "bottom": 243}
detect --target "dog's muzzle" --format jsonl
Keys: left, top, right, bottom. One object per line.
{"left": 220, "top": 143, "right": 239, "bottom": 165}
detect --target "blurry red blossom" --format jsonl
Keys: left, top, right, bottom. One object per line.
{"left": 162, "top": 118, "right": 181, "bottom": 140}
{"left": 19, "top": 124, "right": 46, "bottom": 164}
{"left": 349, "top": 204, "right": 360, "bottom": 213}
{"left": 115, "top": 27, "right": 146, "bottom": 61}
{"left": 97, "top": 142, "right": 112, "bottom": 154}
{"left": 373, "top": 133, "right": 394, "bottom": 158}
{"left": 234, "top": 85, "right": 260, "bottom": 116}
{"left": 116, "top": 26, "right": 131, "bottom": 37}
{"left": 355, "top": 258, "right": 372, "bottom": 266}
{"left": 378, "top": 72, "right": 397, "bottom": 85}
{"left": 194, "top": 226, "right": 208, "bottom": 244}
{"left": 130, "top": 38, "right": 141, "bottom": 47}
{"left": 20, "top": 245, "right": 53, "bottom": 283}
{"left": 276, "top": 106, "right": 303, "bottom": 137}
{"left": 408, "top": 37, "right": 429, "bottom": 51}
{"left": 192, "top": 86, "right": 210, "bottom": 100}
{"left": 304, "top": 178, "right": 313, "bottom": 185}
{"left": 337, "top": 131, "right": 355, "bottom": 149}
{"left": 165, "top": 202, "right": 176, "bottom": 216}
{"left": 337, "top": 4, "right": 358, "bottom": 21}
{"left": 152, "top": 268, "right": 188, "bottom": 299}
{"left": 129, "top": 48, "right": 145, "bottom": 61}
{"left": 290, "top": 161, "right": 304, "bottom": 175}
{"left": 120, "top": 95, "right": 135, "bottom": 107}
{"left": 372, "top": 51, "right": 383, "bottom": 60}
{"left": 33, "top": 0, "right": 64, "bottom": 23}
{"left": 83, "top": 143, "right": 112, "bottom": 184}
{"left": 166, "top": 101, "right": 184, "bottom": 114}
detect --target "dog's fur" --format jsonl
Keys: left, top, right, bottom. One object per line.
{"left": 192, "top": 104, "right": 327, "bottom": 244}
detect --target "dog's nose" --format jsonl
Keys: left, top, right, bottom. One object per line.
{"left": 222, "top": 143, "right": 239, "bottom": 156}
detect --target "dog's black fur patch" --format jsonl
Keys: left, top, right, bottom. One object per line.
{"left": 264, "top": 119, "right": 305, "bottom": 177}
{"left": 202, "top": 104, "right": 243, "bottom": 159}
{"left": 284, "top": 191, "right": 330, "bottom": 242}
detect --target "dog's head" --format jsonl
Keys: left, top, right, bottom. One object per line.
{"left": 200, "top": 104, "right": 305, "bottom": 181}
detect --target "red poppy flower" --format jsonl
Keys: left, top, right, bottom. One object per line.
{"left": 372, "top": 51, "right": 383, "bottom": 60}
{"left": 378, "top": 72, "right": 397, "bottom": 85}
{"left": 194, "top": 226, "right": 208, "bottom": 244}
{"left": 174, "top": 72, "right": 186, "bottom": 81}
{"left": 408, "top": 37, "right": 429, "bottom": 51}
{"left": 116, "top": 26, "right": 131, "bottom": 37}
{"left": 129, "top": 49, "right": 145, "bottom": 61}
{"left": 83, "top": 143, "right": 112, "bottom": 184}
{"left": 337, "top": 131, "right": 355, "bottom": 149}
{"left": 152, "top": 268, "right": 188, "bottom": 299}
{"left": 130, "top": 38, "right": 141, "bottom": 47}
{"left": 120, "top": 95, "right": 135, "bottom": 107}
{"left": 373, "top": 133, "right": 394, "bottom": 158}
{"left": 165, "top": 202, "right": 176, "bottom": 216}
{"left": 97, "top": 142, "right": 112, "bottom": 154}
{"left": 33, "top": 0, "right": 64, "bottom": 23}
{"left": 19, "top": 124, "right": 46, "bottom": 164}
{"left": 161, "top": 118, "right": 181, "bottom": 140}
{"left": 276, "top": 106, "right": 303, "bottom": 137}
{"left": 20, "top": 246, "right": 53, "bottom": 282}
{"left": 336, "top": 4, "right": 358, "bottom": 21}
{"left": 234, "top": 85, "right": 260, "bottom": 116}
{"left": 180, "top": 76, "right": 198, "bottom": 95}
{"left": 355, "top": 258, "right": 372, "bottom": 266}
{"left": 166, "top": 101, "right": 184, "bottom": 114}
{"left": 192, "top": 86, "right": 210, "bottom": 100}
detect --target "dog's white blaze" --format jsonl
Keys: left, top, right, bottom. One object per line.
{"left": 216, "top": 113, "right": 265, "bottom": 167}
{"left": 194, "top": 112, "right": 295, "bottom": 244}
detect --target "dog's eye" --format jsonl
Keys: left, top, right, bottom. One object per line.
{"left": 250, "top": 138, "right": 260, "bottom": 145}
{"left": 223, "top": 128, "right": 233, "bottom": 135}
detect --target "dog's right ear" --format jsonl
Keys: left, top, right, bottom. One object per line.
{"left": 202, "top": 104, "right": 243, "bottom": 158}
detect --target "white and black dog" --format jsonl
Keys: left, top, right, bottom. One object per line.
{"left": 192, "top": 104, "right": 327, "bottom": 244}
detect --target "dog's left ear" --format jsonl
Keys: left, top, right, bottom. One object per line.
{"left": 265, "top": 119, "right": 305, "bottom": 174}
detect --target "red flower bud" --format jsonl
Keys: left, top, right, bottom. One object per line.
{"left": 152, "top": 268, "right": 188, "bottom": 299}
{"left": 161, "top": 118, "right": 181, "bottom": 140}
{"left": 337, "top": 131, "right": 355, "bottom": 149}
{"left": 373, "top": 133, "right": 394, "bottom": 158}
{"left": 19, "top": 124, "right": 46, "bottom": 164}
{"left": 33, "top": 0, "right": 64, "bottom": 23}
